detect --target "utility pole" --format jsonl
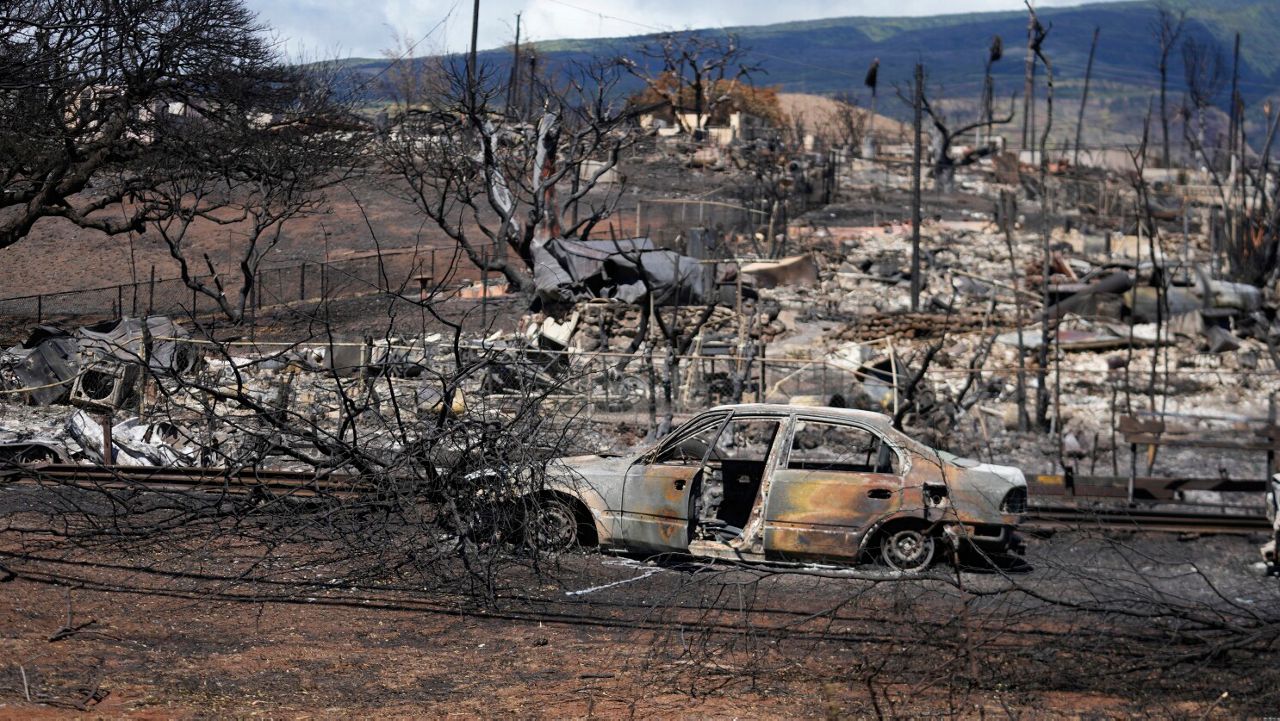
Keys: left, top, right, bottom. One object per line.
{"left": 506, "top": 13, "right": 521, "bottom": 117}
{"left": 466, "top": 0, "right": 480, "bottom": 112}
{"left": 910, "top": 63, "right": 924, "bottom": 312}
{"left": 1073, "top": 27, "right": 1100, "bottom": 169}
{"left": 1022, "top": 9, "right": 1036, "bottom": 151}
{"left": 1229, "top": 32, "right": 1241, "bottom": 159}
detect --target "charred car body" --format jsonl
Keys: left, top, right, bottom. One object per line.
{"left": 534, "top": 404, "right": 1027, "bottom": 571}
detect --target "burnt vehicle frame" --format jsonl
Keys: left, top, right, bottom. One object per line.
{"left": 533, "top": 404, "right": 1027, "bottom": 571}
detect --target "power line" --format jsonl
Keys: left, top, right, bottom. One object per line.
{"left": 338, "top": 3, "right": 459, "bottom": 103}
{"left": 542, "top": 0, "right": 669, "bottom": 34}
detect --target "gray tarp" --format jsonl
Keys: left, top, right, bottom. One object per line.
{"left": 77, "top": 316, "right": 194, "bottom": 373}
{"left": 532, "top": 237, "right": 711, "bottom": 306}
{"left": 602, "top": 250, "right": 714, "bottom": 305}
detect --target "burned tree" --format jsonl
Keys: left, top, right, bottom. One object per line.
{"left": 831, "top": 93, "right": 870, "bottom": 153}
{"left": 1181, "top": 34, "right": 1227, "bottom": 168}
{"left": 619, "top": 32, "right": 761, "bottom": 137}
{"left": 379, "top": 61, "right": 640, "bottom": 295}
{"left": 1152, "top": 3, "right": 1186, "bottom": 167}
{"left": 1183, "top": 50, "right": 1280, "bottom": 288}
{"left": 907, "top": 88, "right": 1016, "bottom": 192}
{"left": 0, "top": 0, "right": 359, "bottom": 322}
{"left": 979, "top": 35, "right": 1004, "bottom": 146}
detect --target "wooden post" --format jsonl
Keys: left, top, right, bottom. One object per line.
{"left": 506, "top": 12, "right": 522, "bottom": 116}
{"left": 1229, "top": 32, "right": 1241, "bottom": 160}
{"left": 910, "top": 63, "right": 924, "bottom": 312}
{"left": 1210, "top": 207, "right": 1220, "bottom": 278}
{"left": 148, "top": 265, "right": 155, "bottom": 315}
{"left": 601, "top": 354, "right": 609, "bottom": 412}
{"left": 757, "top": 344, "right": 766, "bottom": 403}
{"left": 1269, "top": 396, "right": 1276, "bottom": 480}
{"left": 1129, "top": 435, "right": 1137, "bottom": 505}
{"left": 300, "top": 262, "right": 307, "bottom": 301}
{"left": 480, "top": 246, "right": 489, "bottom": 329}
{"left": 99, "top": 413, "right": 113, "bottom": 465}
{"left": 466, "top": 0, "right": 480, "bottom": 113}
{"left": 1022, "top": 9, "right": 1037, "bottom": 150}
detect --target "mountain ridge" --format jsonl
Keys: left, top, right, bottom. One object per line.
{"left": 333, "top": 0, "right": 1279, "bottom": 135}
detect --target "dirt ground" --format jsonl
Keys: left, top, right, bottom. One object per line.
{"left": 0, "top": 520, "right": 1275, "bottom": 718}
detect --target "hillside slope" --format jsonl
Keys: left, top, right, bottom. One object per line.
{"left": 334, "top": 0, "right": 1277, "bottom": 143}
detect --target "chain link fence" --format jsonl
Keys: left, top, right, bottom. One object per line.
{"left": 0, "top": 244, "right": 499, "bottom": 327}
{"left": 634, "top": 199, "right": 768, "bottom": 255}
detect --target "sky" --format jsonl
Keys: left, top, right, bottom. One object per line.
{"left": 247, "top": 0, "right": 1125, "bottom": 61}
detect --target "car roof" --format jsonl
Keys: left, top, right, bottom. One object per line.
{"left": 706, "top": 403, "right": 894, "bottom": 427}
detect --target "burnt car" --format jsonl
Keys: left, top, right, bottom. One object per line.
{"left": 532, "top": 404, "right": 1027, "bottom": 571}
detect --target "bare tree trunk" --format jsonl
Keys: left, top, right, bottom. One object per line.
{"left": 911, "top": 63, "right": 924, "bottom": 312}
{"left": 1000, "top": 190, "right": 1030, "bottom": 432}
{"left": 1034, "top": 15, "right": 1055, "bottom": 431}
{"left": 1073, "top": 27, "right": 1100, "bottom": 169}
{"left": 1159, "top": 64, "right": 1170, "bottom": 167}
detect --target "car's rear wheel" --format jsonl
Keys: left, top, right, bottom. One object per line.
{"left": 526, "top": 497, "right": 580, "bottom": 551}
{"left": 880, "top": 527, "right": 936, "bottom": 572}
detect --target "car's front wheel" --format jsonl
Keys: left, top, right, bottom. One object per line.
{"left": 525, "top": 497, "right": 581, "bottom": 552}
{"left": 880, "top": 527, "right": 936, "bottom": 572}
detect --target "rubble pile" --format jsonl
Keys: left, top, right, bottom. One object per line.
{"left": 565, "top": 298, "right": 786, "bottom": 354}
{"left": 834, "top": 311, "right": 1012, "bottom": 341}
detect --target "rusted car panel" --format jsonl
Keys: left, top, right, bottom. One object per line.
{"left": 764, "top": 469, "right": 911, "bottom": 561}
{"left": 620, "top": 464, "right": 698, "bottom": 551}
{"left": 545, "top": 404, "right": 1027, "bottom": 569}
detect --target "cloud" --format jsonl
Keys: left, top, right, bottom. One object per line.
{"left": 246, "top": 0, "right": 1120, "bottom": 60}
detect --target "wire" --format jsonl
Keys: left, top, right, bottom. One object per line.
{"left": 0, "top": 370, "right": 85, "bottom": 396}
{"left": 336, "top": 3, "right": 460, "bottom": 103}
{"left": 541, "top": 0, "right": 669, "bottom": 34}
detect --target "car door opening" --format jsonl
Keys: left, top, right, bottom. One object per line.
{"left": 693, "top": 418, "right": 781, "bottom": 543}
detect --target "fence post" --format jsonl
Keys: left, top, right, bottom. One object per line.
{"left": 758, "top": 345, "right": 767, "bottom": 403}
{"left": 601, "top": 354, "right": 610, "bottom": 412}
{"left": 148, "top": 265, "right": 155, "bottom": 315}
{"left": 117, "top": 285, "right": 124, "bottom": 319}
{"left": 480, "top": 245, "right": 489, "bottom": 329}
{"left": 131, "top": 280, "right": 137, "bottom": 316}
{"left": 36, "top": 294, "right": 42, "bottom": 324}
{"left": 300, "top": 262, "right": 307, "bottom": 301}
